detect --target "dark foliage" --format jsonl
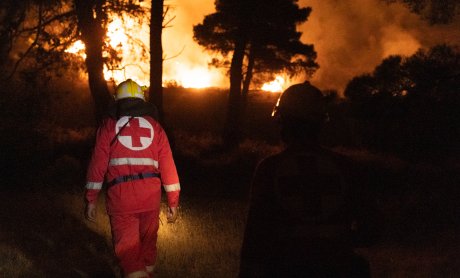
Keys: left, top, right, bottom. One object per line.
{"left": 384, "top": 0, "right": 460, "bottom": 24}
{"left": 341, "top": 44, "right": 460, "bottom": 160}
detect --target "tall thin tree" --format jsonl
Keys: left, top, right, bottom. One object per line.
{"left": 149, "top": 0, "right": 164, "bottom": 123}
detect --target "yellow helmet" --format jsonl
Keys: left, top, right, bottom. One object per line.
{"left": 115, "top": 79, "right": 145, "bottom": 100}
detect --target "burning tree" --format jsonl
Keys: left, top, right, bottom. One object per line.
{"left": 62, "top": 0, "right": 147, "bottom": 124}
{"left": 193, "top": 0, "right": 318, "bottom": 148}
{"left": 75, "top": 0, "right": 113, "bottom": 124}
{"left": 0, "top": 0, "right": 147, "bottom": 124}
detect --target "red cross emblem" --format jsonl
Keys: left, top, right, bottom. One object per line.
{"left": 116, "top": 117, "right": 154, "bottom": 150}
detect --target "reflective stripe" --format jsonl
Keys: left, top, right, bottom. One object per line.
{"left": 164, "top": 183, "right": 180, "bottom": 192}
{"left": 86, "top": 182, "right": 103, "bottom": 190}
{"left": 110, "top": 158, "right": 158, "bottom": 168}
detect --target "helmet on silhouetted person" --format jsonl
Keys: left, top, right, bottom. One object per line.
{"left": 272, "top": 81, "right": 327, "bottom": 143}
{"left": 272, "top": 81, "right": 326, "bottom": 123}
{"left": 115, "top": 79, "right": 147, "bottom": 100}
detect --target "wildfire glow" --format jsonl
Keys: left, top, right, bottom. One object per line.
{"left": 106, "top": 18, "right": 131, "bottom": 49}
{"left": 65, "top": 13, "right": 283, "bottom": 91}
{"left": 180, "top": 69, "right": 211, "bottom": 88}
{"left": 261, "top": 76, "right": 285, "bottom": 93}
{"left": 170, "top": 62, "right": 213, "bottom": 88}
{"left": 66, "top": 14, "right": 150, "bottom": 86}
{"left": 65, "top": 40, "right": 86, "bottom": 57}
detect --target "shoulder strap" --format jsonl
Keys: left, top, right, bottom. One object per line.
{"left": 110, "top": 116, "right": 134, "bottom": 146}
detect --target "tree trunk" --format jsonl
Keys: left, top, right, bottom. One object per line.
{"left": 149, "top": 0, "right": 164, "bottom": 123}
{"left": 223, "top": 37, "right": 247, "bottom": 148}
{"left": 242, "top": 43, "right": 255, "bottom": 103}
{"left": 239, "top": 44, "right": 255, "bottom": 139}
{"left": 75, "top": 0, "right": 111, "bottom": 125}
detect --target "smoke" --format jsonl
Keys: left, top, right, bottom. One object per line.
{"left": 299, "top": 0, "right": 460, "bottom": 93}
{"left": 164, "top": 0, "right": 459, "bottom": 92}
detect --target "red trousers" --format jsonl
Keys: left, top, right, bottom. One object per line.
{"left": 110, "top": 210, "right": 160, "bottom": 275}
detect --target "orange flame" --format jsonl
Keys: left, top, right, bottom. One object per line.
{"left": 261, "top": 76, "right": 285, "bottom": 93}
{"left": 66, "top": 13, "right": 285, "bottom": 91}
{"left": 65, "top": 40, "right": 85, "bottom": 57}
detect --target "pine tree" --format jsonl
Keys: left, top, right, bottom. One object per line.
{"left": 194, "top": 0, "right": 318, "bottom": 147}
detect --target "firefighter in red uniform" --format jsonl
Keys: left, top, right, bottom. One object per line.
{"left": 84, "top": 79, "right": 180, "bottom": 278}
{"left": 239, "top": 81, "right": 370, "bottom": 277}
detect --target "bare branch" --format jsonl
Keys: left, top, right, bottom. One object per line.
{"left": 163, "top": 45, "right": 185, "bottom": 61}
{"left": 5, "top": 3, "right": 44, "bottom": 80}
{"left": 105, "top": 63, "right": 149, "bottom": 81}
{"left": 20, "top": 10, "right": 75, "bottom": 33}
{"left": 162, "top": 4, "right": 175, "bottom": 28}
{"left": 162, "top": 15, "right": 175, "bottom": 28}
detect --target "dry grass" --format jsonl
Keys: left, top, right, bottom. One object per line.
{"left": 155, "top": 200, "right": 246, "bottom": 277}
{"left": 54, "top": 193, "right": 247, "bottom": 277}
{"left": 0, "top": 243, "right": 39, "bottom": 277}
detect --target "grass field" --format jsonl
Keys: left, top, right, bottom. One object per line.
{"left": 1, "top": 88, "right": 460, "bottom": 277}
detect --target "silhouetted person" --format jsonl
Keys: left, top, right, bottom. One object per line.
{"left": 239, "top": 81, "right": 370, "bottom": 277}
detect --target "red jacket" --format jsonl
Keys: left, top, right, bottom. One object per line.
{"left": 85, "top": 116, "right": 180, "bottom": 215}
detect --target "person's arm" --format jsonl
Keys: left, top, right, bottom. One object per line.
{"left": 239, "top": 158, "right": 277, "bottom": 277}
{"left": 84, "top": 120, "right": 111, "bottom": 221}
{"left": 156, "top": 126, "right": 180, "bottom": 223}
